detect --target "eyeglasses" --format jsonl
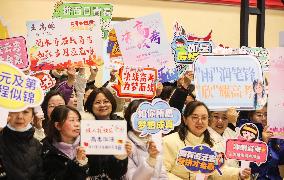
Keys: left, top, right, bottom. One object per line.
{"left": 94, "top": 100, "right": 111, "bottom": 106}
{"left": 190, "top": 115, "right": 209, "bottom": 122}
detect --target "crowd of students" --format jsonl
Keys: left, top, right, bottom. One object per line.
{"left": 0, "top": 66, "right": 283, "bottom": 180}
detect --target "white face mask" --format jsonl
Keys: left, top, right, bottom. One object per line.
{"left": 7, "top": 123, "right": 33, "bottom": 132}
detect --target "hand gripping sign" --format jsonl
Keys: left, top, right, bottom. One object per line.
{"left": 226, "top": 123, "right": 268, "bottom": 166}
{"left": 0, "top": 61, "right": 44, "bottom": 112}
{"left": 131, "top": 98, "right": 181, "bottom": 137}
{"left": 177, "top": 145, "right": 225, "bottom": 178}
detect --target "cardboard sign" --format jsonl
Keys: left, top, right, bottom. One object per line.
{"left": 0, "top": 37, "right": 29, "bottom": 69}
{"left": 81, "top": 120, "right": 127, "bottom": 155}
{"left": 226, "top": 139, "right": 268, "bottom": 165}
{"left": 53, "top": 2, "right": 113, "bottom": 39}
{"left": 0, "top": 62, "right": 44, "bottom": 112}
{"left": 113, "top": 13, "right": 176, "bottom": 82}
{"left": 177, "top": 145, "right": 225, "bottom": 175}
{"left": 226, "top": 123, "right": 268, "bottom": 165}
{"left": 172, "top": 22, "right": 213, "bottom": 64}
{"left": 171, "top": 36, "right": 213, "bottom": 64}
{"left": 26, "top": 17, "right": 102, "bottom": 71}
{"left": 112, "top": 66, "right": 157, "bottom": 99}
{"left": 267, "top": 48, "right": 284, "bottom": 139}
{"left": 131, "top": 98, "right": 181, "bottom": 137}
{"left": 194, "top": 55, "right": 265, "bottom": 110}
{"left": 31, "top": 72, "right": 56, "bottom": 91}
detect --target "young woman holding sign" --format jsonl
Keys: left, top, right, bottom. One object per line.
{"left": 83, "top": 87, "right": 131, "bottom": 179}
{"left": 163, "top": 101, "right": 251, "bottom": 180}
{"left": 41, "top": 105, "right": 88, "bottom": 180}
{"left": 124, "top": 99, "right": 168, "bottom": 179}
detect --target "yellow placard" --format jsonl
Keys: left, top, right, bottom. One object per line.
{"left": 0, "top": 62, "right": 44, "bottom": 112}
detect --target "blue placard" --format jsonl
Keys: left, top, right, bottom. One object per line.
{"left": 131, "top": 98, "right": 181, "bottom": 136}
{"left": 177, "top": 145, "right": 225, "bottom": 175}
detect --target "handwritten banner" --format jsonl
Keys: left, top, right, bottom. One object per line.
{"left": 53, "top": 2, "right": 113, "bottom": 39}
{"left": 26, "top": 17, "right": 102, "bottom": 71}
{"left": 0, "top": 62, "right": 44, "bottom": 112}
{"left": 131, "top": 98, "right": 181, "bottom": 136}
{"left": 81, "top": 120, "right": 127, "bottom": 155}
{"left": 194, "top": 55, "right": 265, "bottom": 110}
{"left": 0, "top": 37, "right": 29, "bottom": 69}
{"left": 112, "top": 66, "right": 157, "bottom": 99}
{"left": 177, "top": 145, "right": 225, "bottom": 175}
{"left": 113, "top": 13, "right": 176, "bottom": 82}
{"left": 267, "top": 48, "right": 284, "bottom": 139}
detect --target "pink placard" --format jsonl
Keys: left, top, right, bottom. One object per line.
{"left": 267, "top": 48, "right": 284, "bottom": 139}
{"left": 226, "top": 139, "right": 268, "bottom": 165}
{"left": 0, "top": 36, "right": 29, "bottom": 69}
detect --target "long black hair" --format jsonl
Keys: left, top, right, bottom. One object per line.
{"left": 46, "top": 105, "right": 81, "bottom": 143}
{"left": 178, "top": 101, "right": 213, "bottom": 147}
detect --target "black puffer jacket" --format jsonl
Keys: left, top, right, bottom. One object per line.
{"left": 87, "top": 155, "right": 128, "bottom": 180}
{"left": 41, "top": 138, "right": 89, "bottom": 180}
{"left": 0, "top": 126, "right": 44, "bottom": 180}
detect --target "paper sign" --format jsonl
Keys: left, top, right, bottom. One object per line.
{"left": 53, "top": 2, "right": 113, "bottom": 39}
{"left": 26, "top": 17, "right": 102, "bottom": 71}
{"left": 0, "top": 37, "right": 29, "bottom": 69}
{"left": 267, "top": 48, "right": 284, "bottom": 139}
{"left": 226, "top": 139, "right": 267, "bottom": 165}
{"left": 194, "top": 55, "right": 266, "bottom": 110}
{"left": 226, "top": 123, "right": 268, "bottom": 165}
{"left": 177, "top": 145, "right": 225, "bottom": 175}
{"left": 0, "top": 61, "right": 44, "bottom": 112}
{"left": 113, "top": 13, "right": 176, "bottom": 82}
{"left": 240, "top": 46, "right": 269, "bottom": 72}
{"left": 80, "top": 120, "right": 127, "bottom": 155}
{"left": 131, "top": 98, "right": 181, "bottom": 137}
{"left": 31, "top": 72, "right": 56, "bottom": 91}
{"left": 112, "top": 66, "right": 157, "bottom": 99}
